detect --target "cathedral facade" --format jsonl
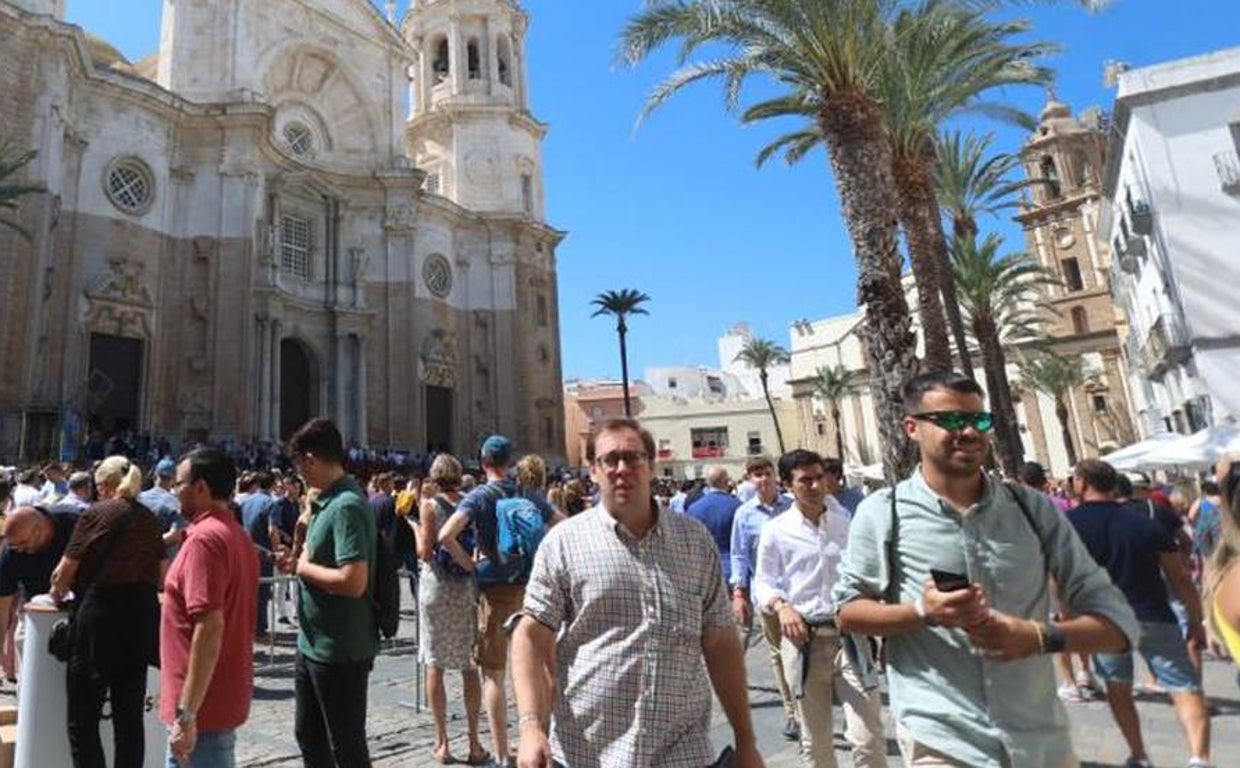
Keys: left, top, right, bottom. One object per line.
{"left": 0, "top": 0, "right": 566, "bottom": 462}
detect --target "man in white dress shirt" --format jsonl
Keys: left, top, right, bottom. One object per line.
{"left": 754, "top": 449, "right": 887, "bottom": 768}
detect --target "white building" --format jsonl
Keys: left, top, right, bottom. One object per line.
{"left": 644, "top": 366, "right": 748, "bottom": 401}
{"left": 1102, "top": 46, "right": 1240, "bottom": 436}
{"left": 717, "top": 322, "right": 792, "bottom": 399}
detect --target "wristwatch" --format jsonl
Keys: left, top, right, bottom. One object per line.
{"left": 175, "top": 706, "right": 196, "bottom": 727}
{"left": 914, "top": 595, "right": 939, "bottom": 628}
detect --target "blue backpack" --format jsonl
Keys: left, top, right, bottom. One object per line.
{"left": 486, "top": 485, "right": 547, "bottom": 584}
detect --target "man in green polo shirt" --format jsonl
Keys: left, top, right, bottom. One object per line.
{"left": 281, "top": 417, "right": 377, "bottom": 768}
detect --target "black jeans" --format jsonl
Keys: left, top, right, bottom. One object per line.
{"left": 295, "top": 653, "right": 373, "bottom": 768}
{"left": 66, "top": 659, "right": 148, "bottom": 768}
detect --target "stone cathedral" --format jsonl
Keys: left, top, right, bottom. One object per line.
{"left": 0, "top": 0, "right": 566, "bottom": 463}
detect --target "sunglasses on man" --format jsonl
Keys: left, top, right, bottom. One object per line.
{"left": 909, "top": 410, "right": 994, "bottom": 433}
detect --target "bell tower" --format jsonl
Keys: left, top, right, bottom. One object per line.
{"left": 402, "top": 0, "right": 546, "bottom": 218}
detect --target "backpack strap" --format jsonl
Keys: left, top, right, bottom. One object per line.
{"left": 1002, "top": 482, "right": 1049, "bottom": 577}
{"left": 883, "top": 488, "right": 901, "bottom": 604}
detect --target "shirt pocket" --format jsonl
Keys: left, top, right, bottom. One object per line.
{"left": 663, "top": 579, "right": 703, "bottom": 645}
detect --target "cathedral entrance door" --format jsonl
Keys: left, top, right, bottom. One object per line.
{"left": 86, "top": 333, "right": 144, "bottom": 436}
{"left": 280, "top": 339, "right": 315, "bottom": 440}
{"left": 425, "top": 385, "right": 452, "bottom": 453}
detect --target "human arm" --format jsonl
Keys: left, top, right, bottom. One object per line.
{"left": 1161, "top": 550, "right": 1205, "bottom": 646}
{"left": 295, "top": 499, "right": 371, "bottom": 598}
{"left": 750, "top": 525, "right": 810, "bottom": 644}
{"left": 728, "top": 509, "right": 752, "bottom": 625}
{"left": 512, "top": 618, "right": 557, "bottom": 768}
{"left": 701, "top": 625, "right": 764, "bottom": 768}
{"left": 167, "top": 609, "right": 225, "bottom": 762}
{"left": 416, "top": 498, "right": 438, "bottom": 563}
{"left": 49, "top": 556, "right": 79, "bottom": 602}
{"left": 436, "top": 509, "right": 475, "bottom": 573}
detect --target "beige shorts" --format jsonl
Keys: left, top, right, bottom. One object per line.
{"left": 474, "top": 583, "right": 525, "bottom": 672}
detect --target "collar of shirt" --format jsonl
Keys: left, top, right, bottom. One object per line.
{"left": 596, "top": 502, "right": 665, "bottom": 543}
{"left": 755, "top": 499, "right": 850, "bottom": 620}
{"left": 911, "top": 467, "right": 997, "bottom": 519}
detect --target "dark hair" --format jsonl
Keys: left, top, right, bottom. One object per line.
{"left": 822, "top": 457, "right": 844, "bottom": 476}
{"left": 284, "top": 475, "right": 306, "bottom": 494}
{"left": 254, "top": 470, "right": 275, "bottom": 491}
{"left": 1114, "top": 473, "right": 1133, "bottom": 498}
{"left": 1202, "top": 479, "right": 1220, "bottom": 495}
{"left": 1074, "top": 458, "right": 1118, "bottom": 495}
{"left": 1017, "top": 461, "right": 1048, "bottom": 488}
{"left": 287, "top": 417, "right": 346, "bottom": 465}
{"left": 778, "top": 449, "right": 826, "bottom": 485}
{"left": 901, "top": 371, "right": 985, "bottom": 412}
{"left": 0, "top": 479, "right": 9, "bottom": 503}
{"left": 586, "top": 417, "right": 656, "bottom": 464}
{"left": 182, "top": 447, "right": 238, "bottom": 501}
{"left": 745, "top": 455, "right": 775, "bottom": 476}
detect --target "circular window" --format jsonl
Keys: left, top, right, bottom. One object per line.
{"left": 104, "top": 157, "right": 154, "bottom": 215}
{"left": 423, "top": 254, "right": 453, "bottom": 298}
{"left": 284, "top": 123, "right": 314, "bottom": 157}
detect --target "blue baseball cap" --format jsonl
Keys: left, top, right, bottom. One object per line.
{"left": 479, "top": 434, "right": 512, "bottom": 466}
{"left": 155, "top": 458, "right": 177, "bottom": 478}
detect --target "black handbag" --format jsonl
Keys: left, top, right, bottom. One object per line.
{"left": 47, "top": 610, "right": 74, "bottom": 663}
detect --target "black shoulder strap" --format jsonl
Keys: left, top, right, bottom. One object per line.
{"left": 1003, "top": 483, "right": 1049, "bottom": 575}
{"left": 883, "top": 488, "right": 900, "bottom": 604}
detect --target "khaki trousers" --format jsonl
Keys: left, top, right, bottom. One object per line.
{"left": 780, "top": 630, "right": 887, "bottom": 768}
{"left": 762, "top": 611, "right": 796, "bottom": 719}
{"left": 895, "top": 726, "right": 1080, "bottom": 768}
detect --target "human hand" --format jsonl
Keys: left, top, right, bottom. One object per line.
{"left": 922, "top": 581, "right": 989, "bottom": 629}
{"left": 1185, "top": 620, "right": 1207, "bottom": 652}
{"left": 776, "top": 603, "right": 808, "bottom": 648}
{"left": 731, "top": 594, "right": 752, "bottom": 627}
{"left": 516, "top": 721, "right": 553, "bottom": 768}
{"left": 169, "top": 719, "right": 197, "bottom": 764}
{"left": 49, "top": 563, "right": 69, "bottom": 603}
{"left": 965, "top": 612, "right": 1041, "bottom": 661}
{"left": 295, "top": 545, "right": 311, "bottom": 577}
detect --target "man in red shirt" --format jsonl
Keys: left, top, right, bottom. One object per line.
{"left": 162, "top": 447, "right": 260, "bottom": 767}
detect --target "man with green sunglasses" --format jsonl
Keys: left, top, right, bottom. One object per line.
{"left": 833, "top": 371, "right": 1137, "bottom": 768}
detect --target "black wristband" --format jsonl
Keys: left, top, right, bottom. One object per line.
{"left": 1044, "top": 622, "right": 1067, "bottom": 654}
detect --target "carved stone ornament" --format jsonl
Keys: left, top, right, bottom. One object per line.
{"left": 384, "top": 204, "right": 415, "bottom": 232}
{"left": 420, "top": 329, "right": 457, "bottom": 388}
{"left": 82, "top": 257, "right": 154, "bottom": 339}
{"left": 349, "top": 247, "right": 369, "bottom": 284}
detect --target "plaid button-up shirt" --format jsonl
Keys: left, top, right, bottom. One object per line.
{"left": 523, "top": 505, "right": 734, "bottom": 768}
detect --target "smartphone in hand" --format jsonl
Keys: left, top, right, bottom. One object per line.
{"left": 929, "top": 568, "right": 971, "bottom": 593}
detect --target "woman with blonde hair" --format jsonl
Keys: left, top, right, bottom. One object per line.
{"left": 515, "top": 453, "right": 547, "bottom": 492}
{"left": 50, "top": 455, "right": 165, "bottom": 768}
{"left": 1205, "top": 455, "right": 1240, "bottom": 670}
{"left": 416, "top": 454, "right": 487, "bottom": 765}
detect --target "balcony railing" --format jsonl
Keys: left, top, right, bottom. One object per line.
{"left": 1130, "top": 201, "right": 1153, "bottom": 235}
{"left": 1214, "top": 150, "right": 1240, "bottom": 194}
{"left": 691, "top": 445, "right": 725, "bottom": 459}
{"left": 1138, "top": 315, "right": 1192, "bottom": 377}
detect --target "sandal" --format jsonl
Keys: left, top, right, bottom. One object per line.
{"left": 433, "top": 747, "right": 455, "bottom": 765}
{"left": 464, "top": 747, "right": 493, "bottom": 766}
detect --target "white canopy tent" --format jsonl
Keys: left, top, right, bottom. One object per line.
{"left": 1097, "top": 432, "right": 1183, "bottom": 471}
{"left": 1135, "top": 423, "right": 1240, "bottom": 471}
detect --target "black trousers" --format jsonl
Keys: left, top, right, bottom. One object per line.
{"left": 66, "top": 659, "right": 148, "bottom": 768}
{"left": 295, "top": 653, "right": 373, "bottom": 768}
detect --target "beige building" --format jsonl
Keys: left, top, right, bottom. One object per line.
{"left": 0, "top": 0, "right": 565, "bottom": 463}
{"left": 642, "top": 395, "right": 802, "bottom": 481}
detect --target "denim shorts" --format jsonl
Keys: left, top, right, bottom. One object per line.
{"left": 167, "top": 729, "right": 236, "bottom": 768}
{"left": 1093, "top": 621, "right": 1201, "bottom": 693}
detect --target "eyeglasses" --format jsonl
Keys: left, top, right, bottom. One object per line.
{"left": 594, "top": 450, "right": 649, "bottom": 470}
{"left": 910, "top": 410, "right": 994, "bottom": 433}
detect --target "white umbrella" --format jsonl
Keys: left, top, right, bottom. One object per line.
{"left": 1137, "top": 422, "right": 1240, "bottom": 471}
{"left": 1098, "top": 432, "right": 1182, "bottom": 470}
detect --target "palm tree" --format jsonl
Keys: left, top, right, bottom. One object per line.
{"left": 1019, "top": 353, "right": 1087, "bottom": 466}
{"left": 950, "top": 233, "right": 1059, "bottom": 476}
{"left": 935, "top": 130, "right": 1039, "bottom": 242}
{"left": 813, "top": 364, "right": 855, "bottom": 460}
{"left": 0, "top": 141, "right": 43, "bottom": 240}
{"left": 621, "top": 0, "right": 919, "bottom": 479}
{"left": 590, "top": 289, "right": 650, "bottom": 417}
{"left": 878, "top": 8, "right": 1054, "bottom": 373}
{"left": 734, "top": 337, "right": 791, "bottom": 454}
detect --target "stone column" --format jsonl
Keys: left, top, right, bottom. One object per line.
{"left": 257, "top": 315, "right": 271, "bottom": 440}
{"left": 449, "top": 17, "right": 465, "bottom": 94}
{"left": 356, "top": 334, "right": 368, "bottom": 445}
{"left": 334, "top": 331, "right": 349, "bottom": 437}
{"left": 419, "top": 35, "right": 434, "bottom": 112}
{"left": 270, "top": 319, "right": 282, "bottom": 439}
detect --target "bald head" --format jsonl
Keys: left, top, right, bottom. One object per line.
{"left": 706, "top": 465, "right": 730, "bottom": 490}
{"left": 5, "top": 506, "right": 53, "bottom": 554}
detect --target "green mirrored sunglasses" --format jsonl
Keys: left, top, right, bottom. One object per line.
{"left": 910, "top": 410, "right": 994, "bottom": 433}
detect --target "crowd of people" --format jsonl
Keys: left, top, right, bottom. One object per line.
{"left": 0, "top": 370, "right": 1238, "bottom": 768}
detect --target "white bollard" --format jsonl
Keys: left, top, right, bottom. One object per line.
{"left": 16, "top": 598, "right": 164, "bottom": 768}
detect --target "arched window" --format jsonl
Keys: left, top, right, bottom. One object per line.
{"left": 1041, "top": 156, "right": 1062, "bottom": 200}
{"left": 467, "top": 39, "right": 481, "bottom": 80}
{"left": 1071, "top": 306, "right": 1089, "bottom": 334}
{"left": 497, "top": 36, "right": 512, "bottom": 86}
{"left": 432, "top": 37, "right": 449, "bottom": 83}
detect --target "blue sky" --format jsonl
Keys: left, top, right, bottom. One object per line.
{"left": 65, "top": 0, "right": 1237, "bottom": 380}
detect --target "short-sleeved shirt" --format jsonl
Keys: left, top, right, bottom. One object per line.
{"left": 458, "top": 479, "right": 555, "bottom": 586}
{"left": 239, "top": 492, "right": 276, "bottom": 574}
{"left": 297, "top": 475, "right": 378, "bottom": 664}
{"left": 138, "top": 485, "right": 185, "bottom": 559}
{"left": 0, "top": 506, "right": 79, "bottom": 598}
{"left": 64, "top": 498, "right": 165, "bottom": 591}
{"left": 1068, "top": 500, "right": 1178, "bottom": 624}
{"left": 523, "top": 505, "right": 733, "bottom": 768}
{"left": 160, "top": 509, "right": 259, "bottom": 731}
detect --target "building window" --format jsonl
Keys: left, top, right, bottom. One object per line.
{"left": 657, "top": 438, "right": 672, "bottom": 459}
{"left": 281, "top": 215, "right": 313, "bottom": 279}
{"left": 1061, "top": 258, "right": 1083, "bottom": 292}
{"left": 538, "top": 344, "right": 550, "bottom": 364}
{"left": 536, "top": 294, "right": 548, "bottom": 326}
{"left": 423, "top": 253, "right": 453, "bottom": 298}
{"left": 424, "top": 172, "right": 440, "bottom": 194}
{"left": 104, "top": 157, "right": 155, "bottom": 215}
{"left": 1092, "top": 394, "right": 1108, "bottom": 413}
{"left": 1041, "top": 156, "right": 1061, "bottom": 200}
{"left": 467, "top": 39, "right": 481, "bottom": 80}
{"left": 690, "top": 427, "right": 727, "bottom": 459}
{"left": 706, "top": 376, "right": 725, "bottom": 396}
{"left": 521, "top": 173, "right": 533, "bottom": 214}
{"left": 1071, "top": 306, "right": 1089, "bottom": 334}
{"left": 747, "top": 431, "right": 762, "bottom": 455}
{"left": 816, "top": 422, "right": 826, "bottom": 436}
{"left": 432, "top": 37, "right": 449, "bottom": 82}
{"left": 667, "top": 377, "right": 678, "bottom": 390}
{"left": 590, "top": 405, "right": 603, "bottom": 422}
{"left": 497, "top": 36, "right": 512, "bottom": 86}
{"left": 283, "top": 123, "right": 313, "bottom": 157}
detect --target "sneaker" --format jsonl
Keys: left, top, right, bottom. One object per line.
{"left": 1057, "top": 683, "right": 1085, "bottom": 703}
{"left": 1075, "top": 673, "right": 1101, "bottom": 698}
{"left": 781, "top": 716, "right": 800, "bottom": 741}
{"left": 1123, "top": 758, "right": 1154, "bottom": 768}
{"left": 1185, "top": 759, "right": 1212, "bottom": 768}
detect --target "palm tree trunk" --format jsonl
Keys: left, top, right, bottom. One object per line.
{"left": 832, "top": 404, "right": 845, "bottom": 461}
{"left": 975, "top": 316, "right": 1022, "bottom": 476}
{"left": 1055, "top": 397, "right": 1078, "bottom": 466}
{"left": 617, "top": 320, "right": 632, "bottom": 417}
{"left": 893, "top": 153, "right": 952, "bottom": 372}
{"left": 761, "top": 371, "right": 786, "bottom": 455}
{"left": 818, "top": 91, "right": 918, "bottom": 482}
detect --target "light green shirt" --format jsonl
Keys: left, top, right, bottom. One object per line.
{"left": 833, "top": 469, "right": 1138, "bottom": 768}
